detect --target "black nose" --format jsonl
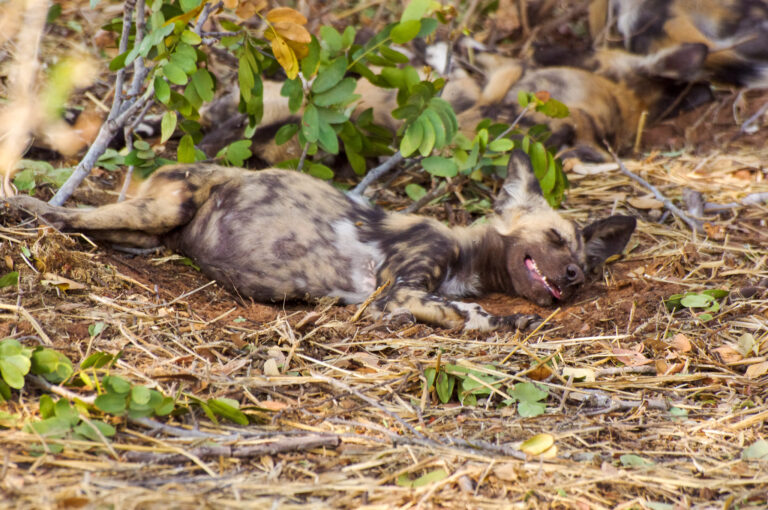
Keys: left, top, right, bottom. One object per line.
{"left": 566, "top": 263, "right": 584, "bottom": 285}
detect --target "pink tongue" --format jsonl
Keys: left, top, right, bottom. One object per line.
{"left": 525, "top": 258, "right": 562, "bottom": 299}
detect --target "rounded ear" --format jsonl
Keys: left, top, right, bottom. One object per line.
{"left": 582, "top": 215, "right": 637, "bottom": 272}
{"left": 494, "top": 150, "right": 546, "bottom": 214}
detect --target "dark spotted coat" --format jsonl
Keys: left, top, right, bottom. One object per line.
{"left": 7, "top": 152, "right": 636, "bottom": 331}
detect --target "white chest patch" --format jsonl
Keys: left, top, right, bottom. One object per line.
{"left": 329, "top": 219, "right": 385, "bottom": 304}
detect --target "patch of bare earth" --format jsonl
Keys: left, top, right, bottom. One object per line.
{"left": 2, "top": 101, "right": 768, "bottom": 506}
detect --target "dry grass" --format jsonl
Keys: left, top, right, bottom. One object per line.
{"left": 1, "top": 149, "right": 767, "bottom": 509}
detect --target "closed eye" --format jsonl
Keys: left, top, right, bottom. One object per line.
{"left": 548, "top": 228, "right": 566, "bottom": 246}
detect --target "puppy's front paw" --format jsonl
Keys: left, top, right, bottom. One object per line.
{"left": 497, "top": 313, "right": 543, "bottom": 331}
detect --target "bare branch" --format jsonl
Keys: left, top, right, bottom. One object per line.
{"left": 605, "top": 143, "right": 704, "bottom": 233}
{"left": 349, "top": 151, "right": 405, "bottom": 196}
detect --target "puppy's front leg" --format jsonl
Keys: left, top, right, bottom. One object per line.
{"left": 373, "top": 286, "right": 540, "bottom": 331}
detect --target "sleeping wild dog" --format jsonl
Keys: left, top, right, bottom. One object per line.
{"left": 7, "top": 151, "right": 636, "bottom": 331}
{"left": 588, "top": 0, "right": 768, "bottom": 88}
{"left": 459, "top": 42, "right": 710, "bottom": 161}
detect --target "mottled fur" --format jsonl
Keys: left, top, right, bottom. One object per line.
{"left": 458, "top": 44, "right": 709, "bottom": 161}
{"left": 589, "top": 0, "right": 768, "bottom": 87}
{"left": 8, "top": 152, "right": 635, "bottom": 332}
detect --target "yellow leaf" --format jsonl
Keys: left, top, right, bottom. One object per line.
{"left": 521, "top": 433, "right": 555, "bottom": 456}
{"left": 273, "top": 21, "right": 311, "bottom": 44}
{"left": 271, "top": 36, "right": 298, "bottom": 79}
{"left": 222, "top": 0, "right": 238, "bottom": 8}
{"left": 285, "top": 38, "right": 310, "bottom": 59}
{"left": 266, "top": 7, "right": 307, "bottom": 25}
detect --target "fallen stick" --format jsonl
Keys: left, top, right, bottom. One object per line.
{"left": 605, "top": 144, "right": 704, "bottom": 233}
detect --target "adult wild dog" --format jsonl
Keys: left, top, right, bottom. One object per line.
{"left": 8, "top": 152, "right": 635, "bottom": 331}
{"left": 460, "top": 43, "right": 710, "bottom": 161}
{"left": 589, "top": 0, "right": 768, "bottom": 88}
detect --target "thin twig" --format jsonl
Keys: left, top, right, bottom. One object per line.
{"left": 349, "top": 152, "right": 405, "bottom": 196}
{"left": 604, "top": 143, "right": 703, "bottom": 233}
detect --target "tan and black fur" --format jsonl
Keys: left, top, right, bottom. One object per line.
{"left": 459, "top": 43, "right": 709, "bottom": 161}
{"left": 8, "top": 152, "right": 635, "bottom": 331}
{"left": 589, "top": 0, "right": 768, "bottom": 88}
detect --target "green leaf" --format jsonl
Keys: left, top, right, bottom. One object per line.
{"left": 180, "top": 29, "right": 202, "bottom": 45}
{"left": 74, "top": 419, "right": 116, "bottom": 441}
{"left": 177, "top": 134, "right": 196, "bottom": 163}
{"left": 435, "top": 371, "right": 455, "bottom": 403}
{"left": 281, "top": 78, "right": 303, "bottom": 113}
{"left": 341, "top": 26, "right": 356, "bottom": 50}
{"left": 160, "top": 111, "right": 177, "bottom": 144}
{"left": 400, "top": 119, "right": 424, "bottom": 157}
{"left": 536, "top": 98, "right": 569, "bottom": 118}
{"left": 312, "top": 57, "right": 347, "bottom": 94}
{"left": 163, "top": 62, "right": 188, "bottom": 85}
{"left": 154, "top": 397, "right": 175, "bottom": 416}
{"left": 412, "top": 468, "right": 449, "bottom": 487}
{"left": 620, "top": 454, "right": 654, "bottom": 467}
{"left": 391, "top": 20, "right": 421, "bottom": 44}
{"left": 191, "top": 68, "right": 214, "bottom": 102}
{"left": 26, "top": 416, "right": 72, "bottom": 438}
{"left": 80, "top": 351, "right": 114, "bottom": 370}
{"left": 379, "top": 46, "right": 410, "bottom": 64}
{"left": 488, "top": 138, "right": 515, "bottom": 152}
{"left": 702, "top": 288, "right": 728, "bottom": 299}
{"left": 517, "top": 91, "right": 530, "bottom": 108}
{"left": 224, "top": 140, "right": 252, "bottom": 166}
{"left": 405, "top": 183, "right": 427, "bottom": 202}
{"left": 510, "top": 382, "right": 548, "bottom": 417}
{"left": 0, "top": 339, "right": 24, "bottom": 357}
{"left": 319, "top": 26, "right": 343, "bottom": 54}
{"left": 95, "top": 392, "right": 127, "bottom": 414}
{"left": 131, "top": 385, "right": 151, "bottom": 406}
{"left": 680, "top": 293, "right": 713, "bottom": 308}
{"left": 422, "top": 108, "right": 446, "bottom": 149}
{"left": 401, "top": 0, "right": 431, "bottom": 22}
{"left": 307, "top": 163, "right": 335, "bottom": 180}
{"left": 317, "top": 121, "right": 339, "bottom": 154}
{"left": 313, "top": 77, "right": 357, "bottom": 107}
{"left": 39, "top": 394, "right": 55, "bottom": 419}
{"left": 302, "top": 104, "right": 320, "bottom": 142}
{"left": 207, "top": 398, "right": 248, "bottom": 425}
{"left": 422, "top": 156, "right": 458, "bottom": 177}
{"left": 103, "top": 375, "right": 131, "bottom": 395}
{"left": 154, "top": 76, "right": 171, "bottom": 104}
{"left": 418, "top": 117, "right": 436, "bottom": 156}
{"left": 301, "top": 37, "right": 320, "bottom": 77}
{"left": 529, "top": 142, "right": 547, "bottom": 181}
{"left": 0, "top": 271, "right": 19, "bottom": 288}
{"left": 109, "top": 51, "right": 128, "bottom": 72}
{"left": 275, "top": 123, "right": 299, "bottom": 145}
{"left": 0, "top": 361, "right": 24, "bottom": 390}
{"left": 54, "top": 398, "right": 79, "bottom": 425}
{"left": 742, "top": 439, "right": 768, "bottom": 460}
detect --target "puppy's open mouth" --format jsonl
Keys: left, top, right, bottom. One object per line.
{"left": 525, "top": 256, "right": 562, "bottom": 300}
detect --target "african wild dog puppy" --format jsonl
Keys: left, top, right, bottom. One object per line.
{"left": 7, "top": 151, "right": 635, "bottom": 331}
{"left": 589, "top": 0, "right": 768, "bottom": 88}
{"left": 457, "top": 43, "right": 710, "bottom": 161}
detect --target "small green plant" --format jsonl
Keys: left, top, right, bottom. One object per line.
{"left": 0, "top": 339, "right": 73, "bottom": 401}
{"left": 664, "top": 289, "right": 728, "bottom": 321}
{"left": 25, "top": 395, "right": 116, "bottom": 454}
{"left": 423, "top": 363, "right": 549, "bottom": 416}
{"left": 0, "top": 271, "right": 19, "bottom": 289}
{"left": 12, "top": 160, "right": 73, "bottom": 194}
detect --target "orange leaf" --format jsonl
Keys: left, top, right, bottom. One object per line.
{"left": 612, "top": 348, "right": 652, "bottom": 366}
{"left": 273, "top": 21, "right": 311, "bottom": 44}
{"left": 271, "top": 36, "right": 298, "bottom": 79}
{"left": 235, "top": 0, "right": 267, "bottom": 19}
{"left": 712, "top": 345, "right": 742, "bottom": 363}
{"left": 670, "top": 333, "right": 692, "bottom": 353}
{"left": 258, "top": 400, "right": 288, "bottom": 411}
{"left": 745, "top": 361, "right": 768, "bottom": 379}
{"left": 266, "top": 7, "right": 307, "bottom": 25}
{"left": 222, "top": 0, "right": 238, "bottom": 8}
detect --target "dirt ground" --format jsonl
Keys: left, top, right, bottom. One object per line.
{"left": 1, "top": 1, "right": 768, "bottom": 509}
